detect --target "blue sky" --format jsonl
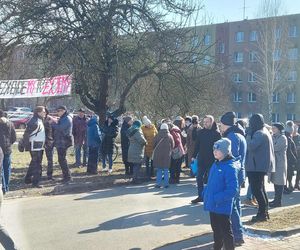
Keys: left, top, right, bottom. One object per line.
{"left": 201, "top": 0, "right": 300, "bottom": 23}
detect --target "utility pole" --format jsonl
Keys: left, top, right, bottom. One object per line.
{"left": 243, "top": 0, "right": 246, "bottom": 19}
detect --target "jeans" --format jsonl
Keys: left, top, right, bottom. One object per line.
{"left": 132, "top": 163, "right": 142, "bottom": 182}
{"left": 156, "top": 168, "right": 169, "bottom": 187}
{"left": 196, "top": 166, "right": 208, "bottom": 198}
{"left": 247, "top": 171, "right": 268, "bottom": 215}
{"left": 45, "top": 146, "right": 54, "bottom": 177}
{"left": 87, "top": 146, "right": 99, "bottom": 173}
{"left": 0, "top": 189, "right": 18, "bottom": 250}
{"left": 57, "top": 147, "right": 71, "bottom": 180}
{"left": 75, "top": 144, "right": 88, "bottom": 167}
{"left": 145, "top": 156, "right": 154, "bottom": 177}
{"left": 2, "top": 154, "right": 12, "bottom": 193}
{"left": 102, "top": 154, "right": 113, "bottom": 169}
{"left": 210, "top": 212, "right": 234, "bottom": 250}
{"left": 231, "top": 189, "right": 243, "bottom": 242}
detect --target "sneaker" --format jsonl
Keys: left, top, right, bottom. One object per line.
{"left": 32, "top": 183, "right": 43, "bottom": 188}
{"left": 269, "top": 201, "right": 281, "bottom": 208}
{"left": 242, "top": 199, "right": 257, "bottom": 207}
{"left": 108, "top": 169, "right": 113, "bottom": 174}
{"left": 251, "top": 213, "right": 268, "bottom": 222}
{"left": 102, "top": 167, "right": 108, "bottom": 172}
{"left": 191, "top": 197, "right": 203, "bottom": 204}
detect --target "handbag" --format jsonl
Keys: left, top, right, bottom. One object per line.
{"left": 190, "top": 159, "right": 198, "bottom": 176}
{"left": 151, "top": 138, "right": 165, "bottom": 160}
{"left": 171, "top": 146, "right": 184, "bottom": 159}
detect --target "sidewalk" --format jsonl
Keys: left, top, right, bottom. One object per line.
{"left": 156, "top": 232, "right": 300, "bottom": 250}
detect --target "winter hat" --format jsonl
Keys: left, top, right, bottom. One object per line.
{"left": 285, "top": 120, "right": 294, "bottom": 134}
{"left": 272, "top": 123, "right": 284, "bottom": 133}
{"left": 192, "top": 115, "right": 199, "bottom": 124}
{"left": 123, "top": 116, "right": 132, "bottom": 123}
{"left": 213, "top": 138, "right": 232, "bottom": 156}
{"left": 78, "top": 108, "right": 85, "bottom": 113}
{"left": 175, "top": 116, "right": 183, "bottom": 121}
{"left": 57, "top": 105, "right": 67, "bottom": 111}
{"left": 221, "top": 112, "right": 236, "bottom": 126}
{"left": 142, "top": 116, "right": 151, "bottom": 126}
{"left": 160, "top": 123, "right": 169, "bottom": 130}
{"left": 132, "top": 120, "right": 142, "bottom": 129}
{"left": 185, "top": 116, "right": 192, "bottom": 123}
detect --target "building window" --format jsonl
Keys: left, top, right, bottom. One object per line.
{"left": 219, "top": 42, "right": 225, "bottom": 53}
{"left": 275, "top": 28, "right": 281, "bottom": 40}
{"left": 275, "top": 71, "right": 281, "bottom": 81}
{"left": 233, "top": 92, "right": 242, "bottom": 102}
{"left": 203, "top": 55, "right": 211, "bottom": 65}
{"left": 233, "top": 73, "right": 242, "bottom": 83}
{"left": 235, "top": 31, "right": 244, "bottom": 42}
{"left": 288, "top": 71, "right": 297, "bottom": 81}
{"left": 248, "top": 72, "right": 257, "bottom": 82}
{"left": 248, "top": 92, "right": 257, "bottom": 102}
{"left": 287, "top": 114, "right": 296, "bottom": 121}
{"left": 191, "top": 36, "right": 199, "bottom": 47}
{"left": 204, "top": 34, "right": 211, "bottom": 45}
{"left": 249, "top": 51, "right": 258, "bottom": 62}
{"left": 273, "top": 49, "right": 281, "bottom": 61}
{"left": 272, "top": 113, "right": 280, "bottom": 122}
{"left": 288, "top": 48, "right": 298, "bottom": 60}
{"left": 272, "top": 92, "right": 280, "bottom": 103}
{"left": 289, "top": 25, "right": 297, "bottom": 37}
{"left": 249, "top": 30, "right": 258, "bottom": 41}
{"left": 234, "top": 52, "right": 243, "bottom": 63}
{"left": 287, "top": 92, "right": 296, "bottom": 103}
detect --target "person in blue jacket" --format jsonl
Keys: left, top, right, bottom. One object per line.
{"left": 86, "top": 115, "right": 102, "bottom": 174}
{"left": 203, "top": 138, "right": 239, "bottom": 250}
{"left": 220, "top": 112, "right": 247, "bottom": 246}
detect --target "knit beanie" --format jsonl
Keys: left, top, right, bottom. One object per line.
{"left": 285, "top": 120, "right": 294, "bottom": 134}
{"left": 175, "top": 116, "right": 183, "bottom": 121}
{"left": 185, "top": 116, "right": 192, "bottom": 123}
{"left": 213, "top": 138, "right": 232, "bottom": 156}
{"left": 160, "top": 123, "right": 169, "bottom": 130}
{"left": 133, "top": 120, "right": 142, "bottom": 129}
{"left": 272, "top": 123, "right": 284, "bottom": 133}
{"left": 142, "top": 116, "right": 151, "bottom": 126}
{"left": 220, "top": 112, "right": 236, "bottom": 126}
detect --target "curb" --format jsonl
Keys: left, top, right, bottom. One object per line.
{"left": 244, "top": 224, "right": 300, "bottom": 237}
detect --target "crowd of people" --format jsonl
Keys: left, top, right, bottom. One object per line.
{"left": 1, "top": 106, "right": 300, "bottom": 250}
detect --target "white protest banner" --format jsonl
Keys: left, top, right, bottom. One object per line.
{"left": 0, "top": 74, "right": 72, "bottom": 99}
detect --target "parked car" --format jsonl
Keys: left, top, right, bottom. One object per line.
{"left": 9, "top": 114, "right": 32, "bottom": 129}
{"left": 6, "top": 107, "right": 33, "bottom": 116}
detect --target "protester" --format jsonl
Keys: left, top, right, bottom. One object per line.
{"left": 0, "top": 147, "right": 18, "bottom": 250}
{"left": 186, "top": 115, "right": 201, "bottom": 168}
{"left": 101, "top": 114, "right": 119, "bottom": 173}
{"left": 121, "top": 116, "right": 133, "bottom": 175}
{"left": 169, "top": 123, "right": 185, "bottom": 184}
{"left": 44, "top": 108, "right": 55, "bottom": 180}
{"left": 0, "top": 109, "right": 16, "bottom": 194}
{"left": 220, "top": 111, "right": 247, "bottom": 246}
{"left": 141, "top": 116, "right": 158, "bottom": 179}
{"left": 127, "top": 120, "right": 147, "bottom": 184}
{"left": 52, "top": 106, "right": 73, "bottom": 183}
{"left": 292, "top": 124, "right": 300, "bottom": 190}
{"left": 86, "top": 115, "right": 102, "bottom": 175}
{"left": 270, "top": 123, "right": 287, "bottom": 207}
{"left": 152, "top": 123, "right": 174, "bottom": 188}
{"left": 203, "top": 138, "right": 238, "bottom": 250}
{"left": 284, "top": 121, "right": 298, "bottom": 193}
{"left": 191, "top": 115, "right": 221, "bottom": 203}
{"left": 182, "top": 116, "right": 192, "bottom": 168}
{"left": 246, "top": 114, "right": 275, "bottom": 222}
{"left": 22, "top": 106, "right": 46, "bottom": 188}
{"left": 72, "top": 108, "right": 88, "bottom": 167}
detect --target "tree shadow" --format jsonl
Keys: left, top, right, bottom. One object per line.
{"left": 78, "top": 204, "right": 209, "bottom": 234}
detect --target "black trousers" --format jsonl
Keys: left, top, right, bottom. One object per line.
{"left": 25, "top": 151, "right": 44, "bottom": 185}
{"left": 87, "top": 146, "right": 99, "bottom": 173}
{"left": 210, "top": 212, "right": 234, "bottom": 250}
{"left": 45, "top": 146, "right": 54, "bottom": 177}
{"left": 170, "top": 157, "right": 182, "bottom": 180}
{"left": 124, "top": 161, "right": 133, "bottom": 175}
{"left": 57, "top": 147, "right": 71, "bottom": 180}
{"left": 247, "top": 171, "right": 268, "bottom": 215}
{"left": 273, "top": 184, "right": 284, "bottom": 204}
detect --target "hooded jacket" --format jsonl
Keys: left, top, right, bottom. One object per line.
{"left": 170, "top": 125, "right": 185, "bottom": 158}
{"left": 127, "top": 127, "right": 147, "bottom": 164}
{"left": 0, "top": 117, "right": 16, "bottom": 154}
{"left": 52, "top": 111, "right": 73, "bottom": 149}
{"left": 101, "top": 119, "right": 119, "bottom": 155}
{"left": 141, "top": 124, "right": 158, "bottom": 158}
{"left": 87, "top": 116, "right": 102, "bottom": 148}
{"left": 121, "top": 120, "right": 131, "bottom": 163}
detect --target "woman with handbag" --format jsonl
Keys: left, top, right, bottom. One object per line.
{"left": 169, "top": 123, "right": 185, "bottom": 184}
{"left": 152, "top": 123, "right": 174, "bottom": 188}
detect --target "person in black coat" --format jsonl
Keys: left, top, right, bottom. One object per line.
{"left": 101, "top": 115, "right": 119, "bottom": 173}
{"left": 191, "top": 115, "right": 221, "bottom": 204}
{"left": 121, "top": 116, "right": 133, "bottom": 175}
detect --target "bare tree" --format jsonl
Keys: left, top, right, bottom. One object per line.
{"left": 0, "top": 0, "right": 227, "bottom": 123}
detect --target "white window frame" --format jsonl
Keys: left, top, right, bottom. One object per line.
{"left": 287, "top": 92, "right": 296, "bottom": 103}
{"left": 287, "top": 114, "right": 296, "bottom": 121}
{"left": 289, "top": 25, "right": 297, "bottom": 37}
{"left": 204, "top": 34, "right": 211, "bottom": 46}
{"left": 248, "top": 92, "right": 257, "bottom": 102}
{"left": 272, "top": 113, "right": 280, "bottom": 123}
{"left": 233, "top": 73, "right": 242, "bottom": 83}
{"left": 272, "top": 92, "right": 280, "bottom": 103}
{"left": 235, "top": 31, "right": 244, "bottom": 42}
{"left": 273, "top": 49, "right": 281, "bottom": 61}
{"left": 249, "top": 30, "right": 258, "bottom": 41}
{"left": 288, "top": 48, "right": 298, "bottom": 60}
{"left": 233, "top": 92, "right": 242, "bottom": 103}
{"left": 249, "top": 51, "right": 258, "bottom": 62}
{"left": 219, "top": 42, "right": 225, "bottom": 53}
{"left": 248, "top": 72, "right": 257, "bottom": 82}
{"left": 234, "top": 52, "right": 243, "bottom": 63}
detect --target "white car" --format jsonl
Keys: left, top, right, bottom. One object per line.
{"left": 7, "top": 107, "right": 33, "bottom": 116}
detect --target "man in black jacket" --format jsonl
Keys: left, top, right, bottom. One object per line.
{"left": 191, "top": 115, "right": 221, "bottom": 204}
{"left": 0, "top": 109, "right": 16, "bottom": 194}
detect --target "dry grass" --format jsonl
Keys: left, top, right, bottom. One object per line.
{"left": 245, "top": 206, "right": 300, "bottom": 230}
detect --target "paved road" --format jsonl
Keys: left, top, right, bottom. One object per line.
{"left": 1, "top": 178, "right": 300, "bottom": 250}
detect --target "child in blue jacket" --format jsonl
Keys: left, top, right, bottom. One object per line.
{"left": 203, "top": 138, "right": 239, "bottom": 250}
